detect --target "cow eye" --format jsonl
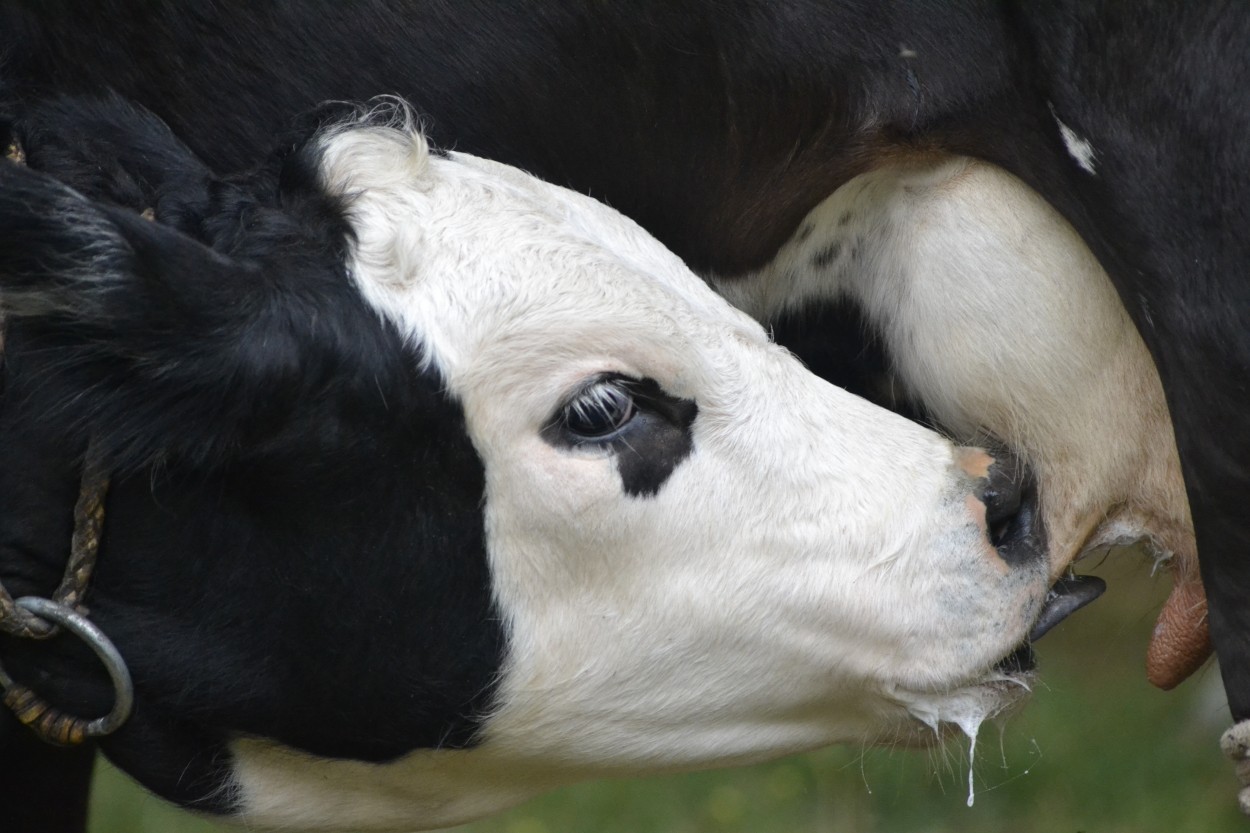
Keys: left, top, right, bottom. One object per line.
{"left": 561, "top": 377, "right": 636, "bottom": 441}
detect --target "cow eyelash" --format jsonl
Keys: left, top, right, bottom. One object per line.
{"left": 559, "top": 376, "right": 637, "bottom": 441}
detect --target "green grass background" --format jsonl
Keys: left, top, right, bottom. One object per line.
{"left": 88, "top": 550, "right": 1243, "bottom": 833}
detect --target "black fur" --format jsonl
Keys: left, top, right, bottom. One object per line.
{"left": 0, "top": 715, "right": 95, "bottom": 831}
{"left": 0, "top": 99, "right": 505, "bottom": 810}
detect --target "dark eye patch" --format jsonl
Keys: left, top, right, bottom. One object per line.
{"left": 544, "top": 375, "right": 698, "bottom": 497}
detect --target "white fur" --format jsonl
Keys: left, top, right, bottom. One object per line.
{"left": 223, "top": 127, "right": 1053, "bottom": 830}
{"left": 1050, "top": 104, "right": 1099, "bottom": 175}
{"left": 715, "top": 155, "right": 1192, "bottom": 584}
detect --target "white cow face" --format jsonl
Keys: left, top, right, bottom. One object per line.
{"left": 225, "top": 117, "right": 1051, "bottom": 831}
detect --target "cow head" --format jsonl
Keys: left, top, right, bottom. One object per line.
{"left": 0, "top": 97, "right": 1055, "bottom": 831}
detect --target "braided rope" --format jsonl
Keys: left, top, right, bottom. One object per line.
{"left": 0, "top": 137, "right": 110, "bottom": 640}
{"left": 0, "top": 457, "right": 121, "bottom": 747}
{"left": 0, "top": 446, "right": 109, "bottom": 640}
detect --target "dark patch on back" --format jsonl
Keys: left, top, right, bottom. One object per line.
{"left": 0, "top": 2, "right": 919, "bottom": 276}
{"left": 811, "top": 241, "right": 841, "bottom": 269}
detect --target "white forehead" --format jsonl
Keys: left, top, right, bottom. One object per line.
{"left": 315, "top": 123, "right": 765, "bottom": 395}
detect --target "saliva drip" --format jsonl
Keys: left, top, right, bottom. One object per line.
{"left": 962, "top": 718, "right": 980, "bottom": 807}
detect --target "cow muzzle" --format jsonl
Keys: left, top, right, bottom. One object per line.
{"left": 957, "top": 447, "right": 1046, "bottom": 568}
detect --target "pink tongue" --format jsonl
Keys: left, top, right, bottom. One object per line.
{"left": 1146, "top": 568, "right": 1212, "bottom": 690}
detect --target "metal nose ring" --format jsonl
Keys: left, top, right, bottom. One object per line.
{"left": 0, "top": 596, "right": 134, "bottom": 745}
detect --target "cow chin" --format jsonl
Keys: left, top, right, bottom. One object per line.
{"left": 221, "top": 669, "right": 1038, "bottom": 833}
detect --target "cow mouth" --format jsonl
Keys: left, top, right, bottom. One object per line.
{"left": 994, "top": 573, "right": 1107, "bottom": 674}
{"left": 894, "top": 573, "right": 1108, "bottom": 744}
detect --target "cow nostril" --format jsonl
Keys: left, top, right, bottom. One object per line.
{"left": 980, "top": 453, "right": 1045, "bottom": 566}
{"left": 989, "top": 517, "right": 1012, "bottom": 549}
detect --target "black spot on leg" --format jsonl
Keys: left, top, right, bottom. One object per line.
{"left": 796, "top": 223, "right": 814, "bottom": 243}
{"left": 811, "top": 242, "right": 841, "bottom": 269}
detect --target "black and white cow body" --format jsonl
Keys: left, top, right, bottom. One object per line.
{"left": 0, "top": 97, "right": 1059, "bottom": 829}
{"left": 0, "top": 1, "right": 1243, "bottom": 827}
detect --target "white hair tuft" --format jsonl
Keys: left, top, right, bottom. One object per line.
{"left": 314, "top": 96, "right": 432, "bottom": 196}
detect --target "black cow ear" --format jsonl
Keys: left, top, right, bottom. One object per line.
{"left": 12, "top": 93, "right": 287, "bottom": 252}
{"left": 14, "top": 93, "right": 214, "bottom": 219}
{"left": 0, "top": 158, "right": 388, "bottom": 473}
